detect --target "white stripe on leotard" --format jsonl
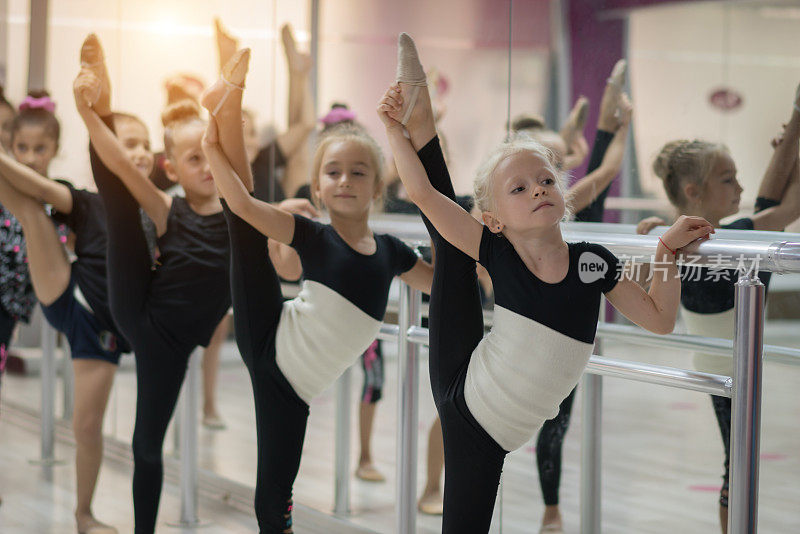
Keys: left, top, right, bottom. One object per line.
{"left": 464, "top": 305, "right": 594, "bottom": 452}
{"left": 681, "top": 306, "right": 735, "bottom": 376}
{"left": 276, "top": 280, "right": 381, "bottom": 404}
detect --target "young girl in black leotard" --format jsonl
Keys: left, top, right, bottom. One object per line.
{"left": 72, "top": 34, "right": 234, "bottom": 533}
{"left": 199, "top": 48, "right": 432, "bottom": 532}
{"left": 636, "top": 85, "right": 800, "bottom": 534}
{"left": 380, "top": 33, "right": 714, "bottom": 533}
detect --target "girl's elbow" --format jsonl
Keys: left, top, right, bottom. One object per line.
{"left": 656, "top": 322, "right": 675, "bottom": 336}
{"left": 227, "top": 193, "right": 251, "bottom": 216}
{"left": 652, "top": 315, "right": 676, "bottom": 335}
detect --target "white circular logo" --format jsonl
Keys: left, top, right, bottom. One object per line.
{"left": 578, "top": 251, "right": 608, "bottom": 284}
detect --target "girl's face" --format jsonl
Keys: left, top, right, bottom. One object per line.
{"left": 11, "top": 124, "right": 58, "bottom": 176}
{"left": 695, "top": 152, "right": 742, "bottom": 222}
{"left": 165, "top": 122, "right": 216, "bottom": 199}
{"left": 315, "top": 140, "right": 378, "bottom": 218}
{"left": 116, "top": 119, "right": 154, "bottom": 178}
{"left": 0, "top": 104, "right": 14, "bottom": 151}
{"left": 486, "top": 150, "right": 566, "bottom": 233}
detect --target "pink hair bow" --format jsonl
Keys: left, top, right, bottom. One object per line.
{"left": 320, "top": 107, "right": 356, "bottom": 125}
{"left": 19, "top": 95, "right": 56, "bottom": 113}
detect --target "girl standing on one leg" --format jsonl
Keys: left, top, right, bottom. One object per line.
{"left": 636, "top": 84, "right": 800, "bottom": 534}
{"left": 0, "top": 93, "right": 144, "bottom": 534}
{"left": 198, "top": 22, "right": 313, "bottom": 431}
{"left": 72, "top": 34, "right": 234, "bottom": 533}
{"left": 200, "top": 48, "right": 432, "bottom": 532}
{"left": 380, "top": 32, "right": 713, "bottom": 533}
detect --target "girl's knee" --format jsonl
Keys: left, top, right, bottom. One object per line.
{"left": 72, "top": 413, "right": 104, "bottom": 444}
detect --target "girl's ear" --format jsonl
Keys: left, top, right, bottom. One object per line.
{"left": 312, "top": 181, "right": 324, "bottom": 210}
{"left": 482, "top": 211, "right": 504, "bottom": 234}
{"left": 683, "top": 182, "right": 701, "bottom": 205}
{"left": 164, "top": 158, "right": 179, "bottom": 184}
{"left": 372, "top": 177, "right": 385, "bottom": 201}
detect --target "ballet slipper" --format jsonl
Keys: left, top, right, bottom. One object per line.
{"left": 79, "top": 34, "right": 111, "bottom": 116}
{"left": 598, "top": 59, "right": 628, "bottom": 131}
{"left": 214, "top": 18, "right": 240, "bottom": 68}
{"left": 560, "top": 96, "right": 589, "bottom": 147}
{"left": 396, "top": 32, "right": 427, "bottom": 126}
{"left": 355, "top": 463, "right": 386, "bottom": 482}
{"left": 281, "top": 24, "right": 311, "bottom": 75}
{"left": 201, "top": 48, "right": 250, "bottom": 117}
{"left": 607, "top": 59, "right": 627, "bottom": 90}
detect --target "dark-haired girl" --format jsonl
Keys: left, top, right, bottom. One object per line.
{"left": 0, "top": 90, "right": 132, "bottom": 534}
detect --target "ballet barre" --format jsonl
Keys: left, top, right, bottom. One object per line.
{"left": 597, "top": 322, "right": 800, "bottom": 367}
{"left": 28, "top": 223, "right": 798, "bottom": 534}
{"left": 368, "top": 213, "right": 800, "bottom": 248}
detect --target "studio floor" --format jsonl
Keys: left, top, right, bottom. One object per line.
{"left": 1, "top": 329, "right": 799, "bottom": 533}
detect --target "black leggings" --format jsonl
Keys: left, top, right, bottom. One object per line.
{"left": 536, "top": 388, "right": 576, "bottom": 505}
{"left": 418, "top": 137, "right": 507, "bottom": 533}
{"left": 360, "top": 340, "right": 383, "bottom": 404}
{"left": 711, "top": 394, "right": 731, "bottom": 507}
{"left": 0, "top": 306, "right": 15, "bottom": 396}
{"left": 223, "top": 202, "right": 309, "bottom": 533}
{"left": 91, "top": 143, "right": 198, "bottom": 534}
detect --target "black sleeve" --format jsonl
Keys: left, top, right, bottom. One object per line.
{"left": 722, "top": 217, "right": 754, "bottom": 230}
{"left": 478, "top": 225, "right": 497, "bottom": 273}
{"left": 388, "top": 235, "right": 419, "bottom": 275}
{"left": 573, "top": 129, "right": 615, "bottom": 223}
{"left": 754, "top": 197, "right": 780, "bottom": 214}
{"left": 289, "top": 213, "right": 323, "bottom": 253}
{"left": 587, "top": 243, "right": 621, "bottom": 293}
{"left": 50, "top": 180, "right": 88, "bottom": 231}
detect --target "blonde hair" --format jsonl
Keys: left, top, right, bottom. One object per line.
{"left": 310, "top": 123, "right": 384, "bottom": 208}
{"left": 161, "top": 99, "right": 204, "bottom": 159}
{"left": 653, "top": 139, "right": 729, "bottom": 209}
{"left": 474, "top": 134, "right": 571, "bottom": 217}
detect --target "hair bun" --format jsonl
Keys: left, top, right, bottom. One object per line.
{"left": 161, "top": 99, "right": 201, "bottom": 128}
{"left": 652, "top": 140, "right": 690, "bottom": 181}
{"left": 27, "top": 89, "right": 51, "bottom": 100}
{"left": 510, "top": 114, "right": 546, "bottom": 133}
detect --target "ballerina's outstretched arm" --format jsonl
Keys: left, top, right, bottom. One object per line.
{"left": 202, "top": 118, "right": 295, "bottom": 245}
{"left": 756, "top": 84, "right": 800, "bottom": 203}
{"left": 378, "top": 85, "right": 482, "bottom": 261}
{"left": 73, "top": 34, "right": 172, "bottom": 234}
{"left": 568, "top": 93, "right": 632, "bottom": 214}
{"left": 752, "top": 88, "right": 800, "bottom": 231}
